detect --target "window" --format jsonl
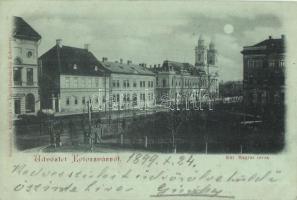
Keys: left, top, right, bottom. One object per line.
{"left": 13, "top": 47, "right": 22, "bottom": 57}
{"left": 27, "top": 68, "right": 33, "bottom": 85}
{"left": 117, "top": 80, "right": 120, "bottom": 87}
{"left": 132, "top": 93, "right": 137, "bottom": 106}
{"left": 112, "top": 80, "right": 116, "bottom": 88}
{"left": 65, "top": 77, "right": 70, "bottom": 88}
{"left": 74, "top": 97, "right": 78, "bottom": 105}
{"left": 133, "top": 81, "right": 137, "bottom": 87}
{"left": 140, "top": 93, "right": 146, "bottom": 101}
{"left": 116, "top": 94, "right": 120, "bottom": 102}
{"left": 127, "top": 94, "right": 130, "bottom": 101}
{"left": 123, "top": 94, "right": 127, "bottom": 102}
{"left": 88, "top": 79, "right": 91, "bottom": 88}
{"left": 74, "top": 77, "right": 78, "bottom": 88}
{"left": 127, "top": 80, "right": 130, "bottom": 88}
{"left": 14, "top": 99, "right": 21, "bottom": 114}
{"left": 66, "top": 97, "right": 70, "bottom": 105}
{"left": 279, "top": 60, "right": 285, "bottom": 68}
{"left": 95, "top": 78, "right": 99, "bottom": 87}
{"left": 151, "top": 81, "right": 153, "bottom": 88}
{"left": 140, "top": 81, "right": 142, "bottom": 87}
{"left": 123, "top": 80, "right": 126, "bottom": 88}
{"left": 26, "top": 50, "right": 33, "bottom": 58}
{"left": 13, "top": 68, "right": 22, "bottom": 86}
{"left": 163, "top": 79, "right": 166, "bottom": 87}
{"left": 25, "top": 94, "right": 35, "bottom": 113}
{"left": 269, "top": 60, "right": 275, "bottom": 68}
{"left": 82, "top": 97, "right": 86, "bottom": 105}
{"left": 81, "top": 78, "right": 86, "bottom": 88}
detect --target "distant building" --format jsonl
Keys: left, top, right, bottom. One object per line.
{"left": 241, "top": 35, "right": 285, "bottom": 113}
{"left": 12, "top": 16, "right": 42, "bottom": 117}
{"left": 219, "top": 81, "right": 243, "bottom": 98}
{"left": 100, "top": 58, "right": 156, "bottom": 110}
{"left": 155, "top": 60, "right": 208, "bottom": 104}
{"left": 39, "top": 40, "right": 110, "bottom": 113}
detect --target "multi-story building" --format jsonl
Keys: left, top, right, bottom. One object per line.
{"left": 12, "top": 16, "right": 42, "bottom": 117}
{"left": 241, "top": 35, "right": 285, "bottom": 113}
{"left": 155, "top": 60, "right": 208, "bottom": 104}
{"left": 39, "top": 40, "right": 110, "bottom": 113}
{"left": 99, "top": 59, "right": 156, "bottom": 110}
{"left": 195, "top": 35, "right": 219, "bottom": 98}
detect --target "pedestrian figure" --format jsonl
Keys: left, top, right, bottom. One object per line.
{"left": 94, "top": 119, "right": 102, "bottom": 144}
{"left": 68, "top": 119, "right": 75, "bottom": 145}
{"left": 48, "top": 118, "right": 55, "bottom": 148}
{"left": 55, "top": 120, "right": 63, "bottom": 147}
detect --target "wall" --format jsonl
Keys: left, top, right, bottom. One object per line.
{"left": 12, "top": 38, "right": 40, "bottom": 117}
{"left": 110, "top": 73, "right": 156, "bottom": 110}
{"left": 59, "top": 74, "right": 110, "bottom": 113}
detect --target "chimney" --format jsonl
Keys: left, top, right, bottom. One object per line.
{"left": 127, "top": 60, "right": 132, "bottom": 65}
{"left": 281, "top": 34, "right": 285, "bottom": 40}
{"left": 84, "top": 44, "right": 89, "bottom": 51}
{"left": 158, "top": 64, "right": 161, "bottom": 68}
{"left": 56, "top": 39, "right": 63, "bottom": 48}
{"left": 120, "top": 58, "right": 123, "bottom": 64}
{"left": 269, "top": 36, "right": 272, "bottom": 39}
{"left": 102, "top": 57, "right": 108, "bottom": 62}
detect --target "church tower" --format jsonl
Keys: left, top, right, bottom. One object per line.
{"left": 195, "top": 35, "right": 207, "bottom": 70}
{"left": 207, "top": 40, "right": 217, "bottom": 66}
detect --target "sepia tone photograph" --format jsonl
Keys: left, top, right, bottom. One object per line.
{"left": 11, "top": 4, "right": 285, "bottom": 154}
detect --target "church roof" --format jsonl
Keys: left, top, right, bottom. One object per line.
{"left": 13, "top": 16, "right": 41, "bottom": 41}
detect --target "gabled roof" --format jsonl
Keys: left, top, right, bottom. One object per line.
{"left": 241, "top": 36, "right": 285, "bottom": 54}
{"left": 100, "top": 61, "right": 155, "bottom": 76}
{"left": 13, "top": 16, "right": 41, "bottom": 41}
{"left": 40, "top": 45, "right": 108, "bottom": 76}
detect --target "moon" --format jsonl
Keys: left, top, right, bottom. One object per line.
{"left": 224, "top": 24, "right": 234, "bottom": 34}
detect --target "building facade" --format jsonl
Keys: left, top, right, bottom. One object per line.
{"left": 241, "top": 35, "right": 285, "bottom": 114}
{"left": 39, "top": 40, "right": 110, "bottom": 114}
{"left": 100, "top": 59, "right": 156, "bottom": 110}
{"left": 155, "top": 60, "right": 208, "bottom": 105}
{"left": 12, "top": 16, "right": 42, "bottom": 117}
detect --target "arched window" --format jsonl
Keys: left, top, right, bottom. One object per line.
{"left": 163, "top": 79, "right": 166, "bottom": 87}
{"left": 132, "top": 93, "right": 137, "bottom": 106}
{"left": 25, "top": 93, "right": 35, "bottom": 113}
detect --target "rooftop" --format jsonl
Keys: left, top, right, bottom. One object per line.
{"left": 242, "top": 35, "right": 285, "bottom": 54}
{"left": 40, "top": 44, "right": 108, "bottom": 76}
{"left": 13, "top": 16, "right": 41, "bottom": 41}
{"left": 100, "top": 60, "right": 155, "bottom": 76}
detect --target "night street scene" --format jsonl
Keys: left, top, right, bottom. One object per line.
{"left": 11, "top": 12, "right": 285, "bottom": 154}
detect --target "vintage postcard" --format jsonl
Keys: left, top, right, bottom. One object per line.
{"left": 0, "top": 1, "right": 297, "bottom": 200}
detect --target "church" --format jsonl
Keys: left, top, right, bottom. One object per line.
{"left": 154, "top": 35, "right": 220, "bottom": 105}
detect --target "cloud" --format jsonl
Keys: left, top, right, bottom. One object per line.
{"left": 13, "top": 1, "right": 285, "bottom": 81}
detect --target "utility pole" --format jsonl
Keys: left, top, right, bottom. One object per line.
{"left": 87, "top": 99, "right": 94, "bottom": 151}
